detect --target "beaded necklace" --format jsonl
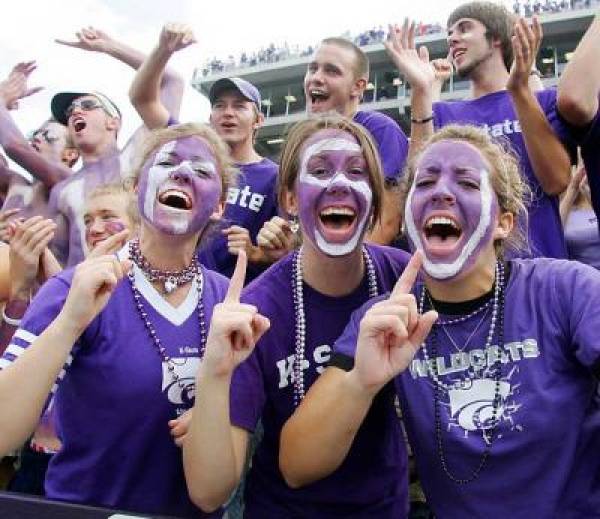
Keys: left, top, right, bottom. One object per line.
{"left": 291, "top": 246, "right": 378, "bottom": 406}
{"left": 418, "top": 261, "right": 506, "bottom": 484}
{"left": 128, "top": 240, "right": 207, "bottom": 392}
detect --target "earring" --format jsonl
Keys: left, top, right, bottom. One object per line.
{"left": 289, "top": 215, "right": 300, "bottom": 235}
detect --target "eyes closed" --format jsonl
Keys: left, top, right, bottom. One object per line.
{"left": 415, "top": 167, "right": 481, "bottom": 190}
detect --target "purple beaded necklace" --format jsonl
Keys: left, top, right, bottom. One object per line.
{"left": 128, "top": 239, "right": 207, "bottom": 391}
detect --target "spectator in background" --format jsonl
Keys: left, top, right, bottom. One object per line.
{"left": 0, "top": 63, "right": 79, "bottom": 221}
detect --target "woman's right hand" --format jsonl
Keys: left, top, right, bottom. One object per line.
{"left": 57, "top": 255, "right": 131, "bottom": 335}
{"left": 349, "top": 252, "right": 437, "bottom": 395}
{"left": 201, "top": 251, "right": 270, "bottom": 379}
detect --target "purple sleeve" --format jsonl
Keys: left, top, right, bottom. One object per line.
{"left": 332, "top": 296, "right": 383, "bottom": 359}
{"left": 166, "top": 116, "right": 179, "bottom": 127}
{"left": 538, "top": 89, "right": 579, "bottom": 164}
{"left": 554, "top": 261, "right": 600, "bottom": 371}
{"left": 376, "top": 123, "right": 409, "bottom": 180}
{"left": 229, "top": 350, "right": 265, "bottom": 432}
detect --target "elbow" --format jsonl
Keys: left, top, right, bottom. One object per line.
{"left": 278, "top": 439, "right": 310, "bottom": 489}
{"left": 188, "top": 490, "right": 225, "bottom": 514}
{"left": 557, "top": 91, "right": 597, "bottom": 127}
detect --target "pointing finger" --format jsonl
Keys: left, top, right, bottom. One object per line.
{"left": 392, "top": 250, "right": 423, "bottom": 296}
{"left": 224, "top": 249, "right": 247, "bottom": 303}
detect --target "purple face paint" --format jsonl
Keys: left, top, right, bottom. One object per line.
{"left": 404, "top": 140, "right": 499, "bottom": 280}
{"left": 137, "top": 136, "right": 222, "bottom": 236}
{"left": 296, "top": 129, "right": 373, "bottom": 257}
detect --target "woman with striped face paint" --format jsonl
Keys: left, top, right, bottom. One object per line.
{"left": 0, "top": 123, "right": 238, "bottom": 518}
{"left": 280, "top": 124, "right": 600, "bottom": 519}
{"left": 184, "top": 114, "right": 412, "bottom": 517}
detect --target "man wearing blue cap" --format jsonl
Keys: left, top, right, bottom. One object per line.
{"left": 25, "top": 26, "right": 185, "bottom": 266}
{"left": 130, "top": 25, "right": 279, "bottom": 282}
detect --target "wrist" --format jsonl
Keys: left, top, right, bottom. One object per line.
{"left": 152, "top": 44, "right": 174, "bottom": 61}
{"left": 197, "top": 359, "right": 233, "bottom": 385}
{"left": 9, "top": 286, "right": 31, "bottom": 302}
{"left": 3, "top": 298, "right": 29, "bottom": 327}
{"left": 52, "top": 311, "right": 87, "bottom": 341}
{"left": 345, "top": 369, "right": 380, "bottom": 401}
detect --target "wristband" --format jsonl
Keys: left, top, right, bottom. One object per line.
{"left": 411, "top": 115, "right": 434, "bottom": 124}
{"left": 3, "top": 298, "right": 29, "bottom": 327}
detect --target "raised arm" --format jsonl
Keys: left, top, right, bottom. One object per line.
{"left": 384, "top": 20, "right": 436, "bottom": 159}
{"left": 0, "top": 255, "right": 130, "bottom": 456}
{"left": 57, "top": 26, "right": 185, "bottom": 120}
{"left": 557, "top": 14, "right": 600, "bottom": 127}
{"left": 183, "top": 252, "right": 270, "bottom": 512}
{"left": 129, "top": 24, "right": 196, "bottom": 129}
{"left": 0, "top": 64, "right": 71, "bottom": 188}
{"left": 280, "top": 253, "right": 436, "bottom": 487}
{"left": 507, "top": 17, "right": 570, "bottom": 195}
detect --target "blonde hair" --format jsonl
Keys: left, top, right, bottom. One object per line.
{"left": 400, "top": 124, "right": 530, "bottom": 256}
{"left": 85, "top": 182, "right": 140, "bottom": 228}
{"left": 130, "top": 122, "right": 237, "bottom": 201}
{"left": 278, "top": 113, "right": 384, "bottom": 227}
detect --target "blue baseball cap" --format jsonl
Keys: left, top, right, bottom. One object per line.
{"left": 209, "top": 78, "right": 261, "bottom": 111}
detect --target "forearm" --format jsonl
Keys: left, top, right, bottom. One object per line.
{"left": 510, "top": 86, "right": 570, "bottom": 194}
{"left": 0, "top": 312, "right": 81, "bottom": 455}
{"left": 279, "top": 367, "right": 375, "bottom": 488}
{"left": 184, "top": 369, "right": 245, "bottom": 512}
{"left": 558, "top": 15, "right": 600, "bottom": 126}
{"left": 0, "top": 299, "right": 28, "bottom": 355}
{"left": 559, "top": 183, "right": 578, "bottom": 224}
{"left": 5, "top": 140, "right": 70, "bottom": 187}
{"left": 408, "top": 87, "right": 434, "bottom": 160}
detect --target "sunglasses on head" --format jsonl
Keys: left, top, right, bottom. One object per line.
{"left": 65, "top": 98, "right": 104, "bottom": 120}
{"left": 30, "top": 129, "right": 60, "bottom": 144}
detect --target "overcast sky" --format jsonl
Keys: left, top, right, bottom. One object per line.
{"left": 1, "top": 0, "right": 512, "bottom": 149}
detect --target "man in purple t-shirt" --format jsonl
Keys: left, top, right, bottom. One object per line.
{"left": 388, "top": 3, "right": 574, "bottom": 258}
{"left": 304, "top": 37, "right": 409, "bottom": 245}
{"left": 130, "top": 25, "right": 279, "bottom": 283}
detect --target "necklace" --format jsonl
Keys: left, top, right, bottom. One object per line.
{"left": 439, "top": 305, "right": 489, "bottom": 353}
{"left": 418, "top": 261, "right": 506, "bottom": 484}
{"left": 129, "top": 239, "right": 198, "bottom": 294}
{"left": 291, "top": 246, "right": 378, "bottom": 406}
{"left": 128, "top": 247, "right": 207, "bottom": 392}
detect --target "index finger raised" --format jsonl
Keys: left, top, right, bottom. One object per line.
{"left": 392, "top": 250, "right": 423, "bottom": 296}
{"left": 224, "top": 249, "right": 247, "bottom": 303}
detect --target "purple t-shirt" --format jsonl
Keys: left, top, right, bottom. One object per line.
{"left": 230, "top": 244, "right": 411, "bottom": 518}
{"left": 353, "top": 110, "right": 409, "bottom": 181}
{"left": 433, "top": 88, "right": 577, "bottom": 259}
{"left": 1, "top": 252, "right": 228, "bottom": 517}
{"left": 564, "top": 207, "right": 600, "bottom": 269}
{"left": 333, "top": 258, "right": 600, "bottom": 518}
{"left": 198, "top": 158, "right": 278, "bottom": 282}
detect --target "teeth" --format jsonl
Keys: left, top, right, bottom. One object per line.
{"left": 320, "top": 207, "right": 355, "bottom": 217}
{"left": 160, "top": 190, "right": 191, "bottom": 204}
{"left": 425, "top": 216, "right": 459, "bottom": 229}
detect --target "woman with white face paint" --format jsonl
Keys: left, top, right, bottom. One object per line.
{"left": 0, "top": 123, "right": 238, "bottom": 518}
{"left": 280, "top": 124, "right": 600, "bottom": 518}
{"left": 184, "top": 115, "right": 412, "bottom": 517}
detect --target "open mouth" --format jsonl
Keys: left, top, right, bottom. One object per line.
{"left": 452, "top": 49, "right": 466, "bottom": 62}
{"left": 158, "top": 189, "right": 193, "bottom": 210}
{"left": 309, "top": 89, "right": 330, "bottom": 106}
{"left": 422, "top": 215, "right": 463, "bottom": 253}
{"left": 318, "top": 206, "right": 358, "bottom": 242}
{"left": 30, "top": 142, "right": 40, "bottom": 152}
{"left": 72, "top": 117, "right": 87, "bottom": 133}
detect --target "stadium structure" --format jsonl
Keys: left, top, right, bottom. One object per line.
{"left": 192, "top": 7, "right": 597, "bottom": 159}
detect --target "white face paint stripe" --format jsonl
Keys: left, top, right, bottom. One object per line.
{"left": 405, "top": 168, "right": 493, "bottom": 279}
{"left": 299, "top": 138, "right": 362, "bottom": 178}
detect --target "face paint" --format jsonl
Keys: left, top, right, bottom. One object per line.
{"left": 137, "top": 136, "right": 222, "bottom": 235}
{"left": 404, "top": 140, "right": 498, "bottom": 280}
{"left": 296, "top": 129, "right": 373, "bottom": 257}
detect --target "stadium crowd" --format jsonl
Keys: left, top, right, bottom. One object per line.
{"left": 0, "top": 2, "right": 599, "bottom": 518}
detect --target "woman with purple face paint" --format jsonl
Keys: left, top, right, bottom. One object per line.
{"left": 0, "top": 123, "right": 236, "bottom": 518}
{"left": 184, "top": 115, "right": 412, "bottom": 517}
{"left": 280, "top": 124, "right": 600, "bottom": 518}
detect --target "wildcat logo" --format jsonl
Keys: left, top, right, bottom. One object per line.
{"left": 161, "top": 357, "right": 200, "bottom": 407}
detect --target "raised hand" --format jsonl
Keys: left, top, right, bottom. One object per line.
{"left": 384, "top": 19, "right": 436, "bottom": 93}
{"left": 256, "top": 216, "right": 296, "bottom": 262}
{"left": 0, "top": 61, "right": 43, "bottom": 109}
{"left": 350, "top": 252, "right": 437, "bottom": 394}
{"left": 223, "top": 225, "right": 255, "bottom": 258}
{"left": 9, "top": 216, "right": 57, "bottom": 300}
{"left": 55, "top": 26, "right": 114, "bottom": 53}
{"left": 202, "top": 251, "right": 270, "bottom": 378}
{"left": 432, "top": 58, "right": 453, "bottom": 87}
{"left": 158, "top": 23, "right": 197, "bottom": 54}
{"left": 507, "top": 16, "right": 543, "bottom": 92}
{"left": 58, "top": 255, "right": 131, "bottom": 334}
